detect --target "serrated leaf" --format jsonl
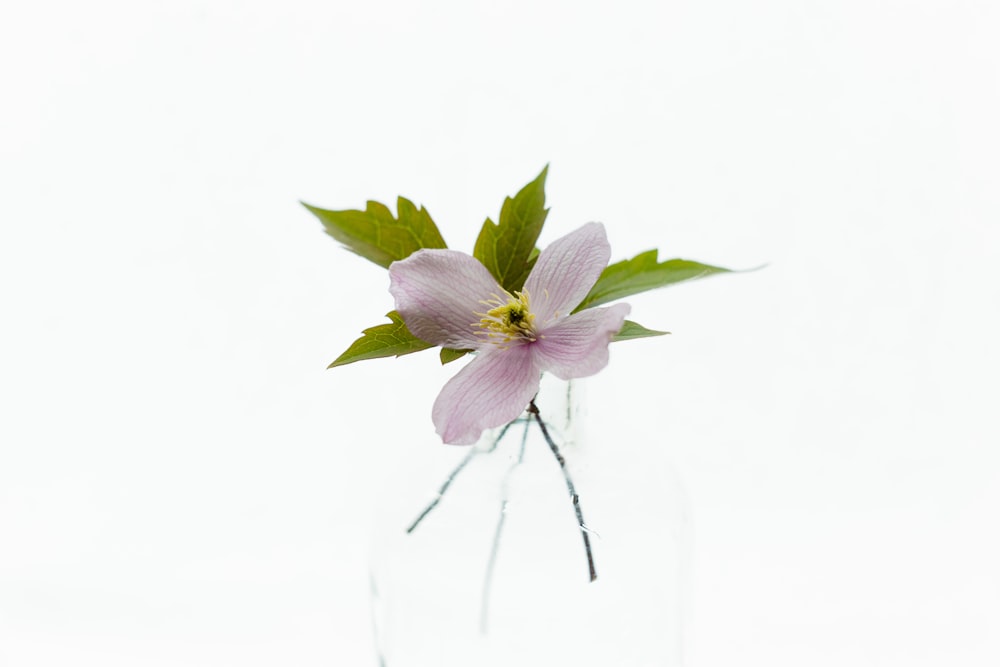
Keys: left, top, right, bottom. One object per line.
{"left": 612, "top": 320, "right": 670, "bottom": 342}
{"left": 328, "top": 311, "right": 433, "bottom": 368}
{"left": 575, "top": 250, "right": 732, "bottom": 311}
{"left": 303, "top": 196, "right": 447, "bottom": 268}
{"left": 440, "top": 348, "right": 471, "bottom": 364}
{"left": 473, "top": 167, "right": 549, "bottom": 292}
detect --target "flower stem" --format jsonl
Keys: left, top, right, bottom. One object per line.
{"left": 480, "top": 417, "right": 531, "bottom": 633}
{"left": 406, "top": 419, "right": 516, "bottom": 534}
{"left": 528, "top": 399, "right": 598, "bottom": 583}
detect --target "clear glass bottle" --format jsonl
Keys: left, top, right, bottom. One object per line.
{"left": 369, "top": 375, "right": 689, "bottom": 666}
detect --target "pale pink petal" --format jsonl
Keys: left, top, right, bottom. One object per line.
{"left": 432, "top": 346, "right": 540, "bottom": 445}
{"left": 532, "top": 303, "right": 630, "bottom": 380}
{"left": 523, "top": 222, "right": 611, "bottom": 325}
{"left": 389, "top": 249, "right": 501, "bottom": 349}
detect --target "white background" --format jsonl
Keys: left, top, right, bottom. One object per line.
{"left": 1, "top": 1, "right": 998, "bottom": 665}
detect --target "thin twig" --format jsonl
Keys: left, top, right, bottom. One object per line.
{"left": 528, "top": 399, "right": 598, "bottom": 582}
{"left": 406, "top": 420, "right": 517, "bottom": 534}
{"left": 369, "top": 574, "right": 388, "bottom": 667}
{"left": 480, "top": 416, "right": 531, "bottom": 633}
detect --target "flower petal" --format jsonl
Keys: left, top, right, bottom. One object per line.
{"left": 432, "top": 346, "right": 540, "bottom": 445}
{"left": 532, "top": 303, "right": 631, "bottom": 380}
{"left": 523, "top": 222, "right": 611, "bottom": 324}
{"left": 389, "top": 249, "right": 501, "bottom": 349}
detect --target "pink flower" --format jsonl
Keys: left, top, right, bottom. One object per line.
{"left": 389, "top": 223, "right": 630, "bottom": 445}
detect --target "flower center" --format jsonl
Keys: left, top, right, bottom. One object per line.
{"left": 475, "top": 290, "right": 537, "bottom": 344}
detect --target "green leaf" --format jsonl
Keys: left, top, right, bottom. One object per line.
{"left": 575, "top": 250, "right": 732, "bottom": 311}
{"left": 473, "top": 167, "right": 550, "bottom": 292}
{"left": 440, "top": 348, "right": 471, "bottom": 364}
{"left": 328, "top": 311, "right": 433, "bottom": 368}
{"left": 303, "top": 196, "right": 447, "bottom": 268}
{"left": 612, "top": 320, "right": 670, "bottom": 342}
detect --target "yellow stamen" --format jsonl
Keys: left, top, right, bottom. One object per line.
{"left": 474, "top": 289, "right": 537, "bottom": 344}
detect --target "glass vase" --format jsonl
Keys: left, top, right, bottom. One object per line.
{"left": 369, "top": 375, "right": 689, "bottom": 666}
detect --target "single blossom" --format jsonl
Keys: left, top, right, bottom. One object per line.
{"left": 388, "top": 222, "right": 630, "bottom": 445}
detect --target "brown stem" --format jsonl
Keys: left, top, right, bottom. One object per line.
{"left": 528, "top": 399, "right": 597, "bottom": 582}
{"left": 480, "top": 417, "right": 531, "bottom": 633}
{"left": 406, "top": 419, "right": 516, "bottom": 534}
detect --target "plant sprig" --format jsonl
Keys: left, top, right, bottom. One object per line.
{"left": 305, "top": 168, "right": 731, "bottom": 368}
